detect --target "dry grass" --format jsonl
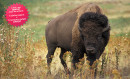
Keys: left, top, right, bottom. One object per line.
{"left": 1, "top": 20, "right": 129, "bottom": 79}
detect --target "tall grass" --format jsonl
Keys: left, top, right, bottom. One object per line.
{"left": 0, "top": 18, "right": 36, "bottom": 79}
{"left": 1, "top": 19, "right": 129, "bottom": 78}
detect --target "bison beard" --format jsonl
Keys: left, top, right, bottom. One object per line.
{"left": 45, "top": 3, "right": 110, "bottom": 75}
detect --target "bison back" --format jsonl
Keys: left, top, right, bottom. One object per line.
{"left": 45, "top": 12, "right": 77, "bottom": 50}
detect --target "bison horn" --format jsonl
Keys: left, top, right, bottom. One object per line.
{"left": 103, "top": 24, "right": 110, "bottom": 32}
{"left": 78, "top": 25, "right": 82, "bottom": 31}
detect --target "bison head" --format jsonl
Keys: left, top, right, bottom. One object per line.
{"left": 79, "top": 12, "right": 110, "bottom": 65}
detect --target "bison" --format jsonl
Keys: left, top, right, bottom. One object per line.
{"left": 45, "top": 3, "right": 110, "bottom": 74}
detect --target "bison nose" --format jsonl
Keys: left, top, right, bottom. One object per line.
{"left": 86, "top": 47, "right": 95, "bottom": 54}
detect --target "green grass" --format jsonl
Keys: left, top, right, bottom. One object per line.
{"left": 125, "top": 2, "right": 130, "bottom": 5}
{"left": 99, "top": 4, "right": 116, "bottom": 9}
{"left": 110, "top": 17, "right": 130, "bottom": 29}
{"left": 115, "top": 31, "right": 130, "bottom": 37}
{"left": 31, "top": 24, "right": 46, "bottom": 41}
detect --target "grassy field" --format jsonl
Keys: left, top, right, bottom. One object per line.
{"left": 18, "top": 0, "right": 130, "bottom": 41}
{"left": 0, "top": 0, "right": 130, "bottom": 79}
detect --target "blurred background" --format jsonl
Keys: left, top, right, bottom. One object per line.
{"left": 0, "top": 0, "right": 130, "bottom": 79}
{"left": 0, "top": 0, "right": 130, "bottom": 41}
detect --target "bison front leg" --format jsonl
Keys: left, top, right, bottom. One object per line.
{"left": 72, "top": 52, "right": 84, "bottom": 69}
{"left": 70, "top": 50, "right": 84, "bottom": 78}
{"left": 71, "top": 28, "right": 85, "bottom": 74}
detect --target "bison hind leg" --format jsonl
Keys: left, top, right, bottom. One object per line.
{"left": 60, "top": 48, "right": 71, "bottom": 74}
{"left": 46, "top": 45, "right": 56, "bottom": 74}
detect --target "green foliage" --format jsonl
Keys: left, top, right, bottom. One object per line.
{"left": 0, "top": 0, "right": 22, "bottom": 6}
{"left": 0, "top": 1, "right": 4, "bottom": 24}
